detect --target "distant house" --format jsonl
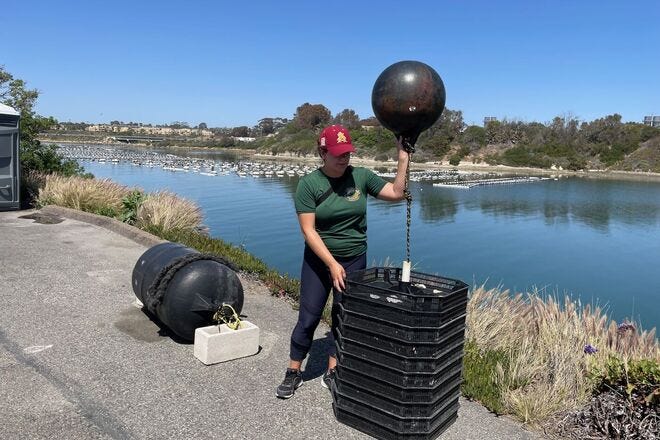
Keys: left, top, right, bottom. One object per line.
{"left": 483, "top": 116, "right": 498, "bottom": 126}
{"left": 643, "top": 115, "right": 660, "bottom": 128}
{"left": 86, "top": 124, "right": 213, "bottom": 137}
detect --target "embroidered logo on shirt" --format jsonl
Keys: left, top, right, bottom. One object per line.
{"left": 344, "top": 188, "right": 361, "bottom": 202}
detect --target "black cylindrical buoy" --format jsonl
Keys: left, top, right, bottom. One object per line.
{"left": 132, "top": 242, "right": 244, "bottom": 341}
{"left": 371, "top": 60, "right": 446, "bottom": 148}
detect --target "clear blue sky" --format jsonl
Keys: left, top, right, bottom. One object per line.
{"left": 2, "top": 0, "right": 658, "bottom": 128}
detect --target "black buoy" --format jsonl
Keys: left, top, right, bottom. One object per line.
{"left": 132, "top": 242, "right": 244, "bottom": 341}
{"left": 371, "top": 60, "right": 446, "bottom": 150}
{"left": 372, "top": 60, "right": 446, "bottom": 292}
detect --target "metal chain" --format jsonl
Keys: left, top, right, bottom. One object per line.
{"left": 404, "top": 152, "right": 413, "bottom": 263}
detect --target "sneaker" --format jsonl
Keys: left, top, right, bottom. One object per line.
{"left": 276, "top": 368, "right": 303, "bottom": 399}
{"left": 321, "top": 368, "right": 336, "bottom": 389}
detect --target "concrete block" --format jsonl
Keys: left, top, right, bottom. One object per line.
{"left": 193, "top": 321, "right": 260, "bottom": 365}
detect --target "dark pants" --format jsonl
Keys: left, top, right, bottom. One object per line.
{"left": 289, "top": 246, "right": 366, "bottom": 361}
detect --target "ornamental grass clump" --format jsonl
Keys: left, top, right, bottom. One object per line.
{"left": 136, "top": 191, "right": 203, "bottom": 234}
{"left": 38, "top": 174, "right": 131, "bottom": 217}
{"left": 463, "top": 286, "right": 659, "bottom": 426}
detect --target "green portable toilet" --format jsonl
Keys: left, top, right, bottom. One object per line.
{"left": 0, "top": 103, "right": 20, "bottom": 211}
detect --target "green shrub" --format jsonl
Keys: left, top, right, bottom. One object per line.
{"left": 461, "top": 340, "right": 510, "bottom": 414}
{"left": 120, "top": 189, "right": 145, "bottom": 225}
{"left": 591, "top": 356, "right": 660, "bottom": 397}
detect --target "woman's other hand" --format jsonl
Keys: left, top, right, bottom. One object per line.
{"left": 329, "top": 262, "right": 347, "bottom": 292}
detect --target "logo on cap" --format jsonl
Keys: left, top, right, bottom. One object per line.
{"left": 337, "top": 132, "right": 347, "bottom": 143}
{"left": 320, "top": 137, "right": 326, "bottom": 147}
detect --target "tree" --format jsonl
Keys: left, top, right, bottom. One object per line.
{"left": 484, "top": 118, "right": 525, "bottom": 145}
{"left": 359, "top": 116, "right": 380, "bottom": 127}
{"left": 333, "top": 108, "right": 360, "bottom": 129}
{"left": 231, "top": 126, "right": 249, "bottom": 137}
{"left": 1, "top": 67, "right": 87, "bottom": 206}
{"left": 0, "top": 66, "right": 83, "bottom": 177}
{"left": 419, "top": 108, "right": 465, "bottom": 158}
{"left": 257, "top": 117, "right": 275, "bottom": 135}
{"left": 485, "top": 120, "right": 503, "bottom": 144}
{"left": 293, "top": 103, "right": 331, "bottom": 130}
{"left": 197, "top": 122, "right": 208, "bottom": 130}
{"left": 461, "top": 125, "right": 486, "bottom": 151}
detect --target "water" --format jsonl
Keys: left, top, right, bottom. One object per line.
{"left": 80, "top": 157, "right": 660, "bottom": 330}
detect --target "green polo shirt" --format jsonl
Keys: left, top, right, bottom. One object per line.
{"left": 294, "top": 166, "right": 387, "bottom": 258}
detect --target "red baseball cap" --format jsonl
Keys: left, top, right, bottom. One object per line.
{"left": 318, "top": 125, "right": 356, "bottom": 156}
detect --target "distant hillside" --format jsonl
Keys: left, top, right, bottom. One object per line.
{"left": 619, "top": 137, "right": 660, "bottom": 173}
{"left": 252, "top": 113, "right": 660, "bottom": 173}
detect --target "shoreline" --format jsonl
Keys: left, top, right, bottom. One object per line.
{"left": 44, "top": 138, "right": 660, "bottom": 183}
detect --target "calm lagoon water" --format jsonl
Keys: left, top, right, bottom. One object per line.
{"left": 81, "top": 157, "right": 660, "bottom": 330}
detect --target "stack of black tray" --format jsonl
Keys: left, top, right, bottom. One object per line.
{"left": 332, "top": 267, "right": 469, "bottom": 440}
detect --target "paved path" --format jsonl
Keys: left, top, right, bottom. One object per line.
{"left": 0, "top": 208, "right": 542, "bottom": 439}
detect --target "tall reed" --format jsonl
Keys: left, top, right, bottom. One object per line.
{"left": 464, "top": 286, "right": 659, "bottom": 424}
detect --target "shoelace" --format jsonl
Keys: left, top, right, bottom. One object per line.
{"left": 283, "top": 370, "right": 300, "bottom": 385}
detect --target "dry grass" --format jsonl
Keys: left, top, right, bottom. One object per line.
{"left": 136, "top": 191, "right": 203, "bottom": 233}
{"left": 465, "top": 286, "right": 659, "bottom": 424}
{"left": 37, "top": 176, "right": 204, "bottom": 235}
{"left": 38, "top": 174, "right": 130, "bottom": 216}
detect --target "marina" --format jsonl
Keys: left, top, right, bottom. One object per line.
{"left": 56, "top": 144, "right": 553, "bottom": 185}
{"left": 57, "top": 144, "right": 317, "bottom": 178}
{"left": 432, "top": 176, "right": 551, "bottom": 189}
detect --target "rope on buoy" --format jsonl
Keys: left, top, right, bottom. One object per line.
{"left": 145, "top": 252, "right": 238, "bottom": 313}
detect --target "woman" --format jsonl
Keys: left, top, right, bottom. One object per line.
{"left": 276, "top": 124, "right": 409, "bottom": 399}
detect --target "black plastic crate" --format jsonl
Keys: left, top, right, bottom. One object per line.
{"left": 338, "top": 302, "right": 467, "bottom": 343}
{"left": 337, "top": 328, "right": 464, "bottom": 373}
{"left": 336, "top": 341, "right": 464, "bottom": 388}
{"left": 337, "top": 315, "right": 466, "bottom": 358}
{"left": 333, "top": 380, "right": 460, "bottom": 433}
{"left": 335, "top": 373, "right": 462, "bottom": 418}
{"left": 336, "top": 364, "right": 463, "bottom": 403}
{"left": 344, "top": 267, "right": 469, "bottom": 313}
{"left": 341, "top": 293, "right": 468, "bottom": 328}
{"left": 334, "top": 404, "right": 458, "bottom": 440}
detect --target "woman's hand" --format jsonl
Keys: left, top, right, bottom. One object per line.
{"left": 376, "top": 136, "right": 410, "bottom": 201}
{"left": 329, "top": 262, "right": 347, "bottom": 292}
{"left": 396, "top": 136, "right": 412, "bottom": 155}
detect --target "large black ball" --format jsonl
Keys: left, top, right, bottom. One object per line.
{"left": 371, "top": 61, "right": 446, "bottom": 144}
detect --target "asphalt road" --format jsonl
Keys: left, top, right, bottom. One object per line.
{"left": 0, "top": 208, "right": 542, "bottom": 439}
